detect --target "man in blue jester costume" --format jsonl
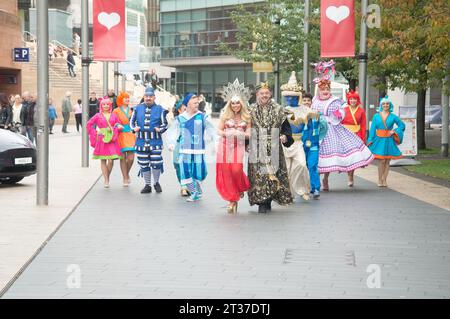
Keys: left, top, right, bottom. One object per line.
{"left": 130, "top": 86, "right": 169, "bottom": 194}
{"left": 167, "top": 93, "right": 217, "bottom": 202}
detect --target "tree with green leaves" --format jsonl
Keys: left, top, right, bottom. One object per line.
{"left": 368, "top": 0, "right": 450, "bottom": 149}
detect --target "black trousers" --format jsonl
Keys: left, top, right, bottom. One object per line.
{"left": 75, "top": 113, "right": 82, "bottom": 132}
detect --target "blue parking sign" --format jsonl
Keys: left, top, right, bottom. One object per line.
{"left": 13, "top": 48, "right": 30, "bottom": 62}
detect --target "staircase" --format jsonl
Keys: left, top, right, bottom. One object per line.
{"left": 22, "top": 41, "right": 104, "bottom": 124}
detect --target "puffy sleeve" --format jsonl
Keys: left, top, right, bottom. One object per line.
{"left": 367, "top": 114, "right": 378, "bottom": 146}
{"left": 110, "top": 114, "right": 121, "bottom": 142}
{"left": 129, "top": 107, "right": 137, "bottom": 131}
{"left": 281, "top": 118, "right": 294, "bottom": 148}
{"left": 166, "top": 116, "right": 180, "bottom": 148}
{"left": 204, "top": 114, "right": 218, "bottom": 144}
{"left": 158, "top": 108, "right": 169, "bottom": 134}
{"left": 393, "top": 114, "right": 405, "bottom": 145}
{"left": 325, "top": 99, "right": 345, "bottom": 126}
{"left": 86, "top": 113, "right": 98, "bottom": 147}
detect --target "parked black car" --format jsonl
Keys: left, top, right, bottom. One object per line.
{"left": 0, "top": 129, "right": 36, "bottom": 184}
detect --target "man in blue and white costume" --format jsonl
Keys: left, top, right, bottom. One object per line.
{"left": 130, "top": 86, "right": 169, "bottom": 194}
{"left": 167, "top": 93, "right": 216, "bottom": 202}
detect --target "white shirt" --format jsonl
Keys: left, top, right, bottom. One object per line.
{"left": 12, "top": 103, "right": 22, "bottom": 123}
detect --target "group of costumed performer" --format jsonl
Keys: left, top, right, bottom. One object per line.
{"left": 368, "top": 96, "right": 405, "bottom": 187}
{"left": 247, "top": 82, "right": 295, "bottom": 214}
{"left": 281, "top": 72, "right": 319, "bottom": 200}
{"left": 112, "top": 92, "right": 136, "bottom": 186}
{"left": 216, "top": 79, "right": 252, "bottom": 214}
{"left": 167, "top": 93, "right": 217, "bottom": 202}
{"left": 130, "top": 86, "right": 169, "bottom": 194}
{"left": 342, "top": 89, "right": 367, "bottom": 186}
{"left": 171, "top": 98, "right": 190, "bottom": 197}
{"left": 311, "top": 60, "right": 374, "bottom": 190}
{"left": 87, "top": 96, "right": 123, "bottom": 187}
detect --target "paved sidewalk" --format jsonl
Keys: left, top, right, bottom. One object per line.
{"left": 2, "top": 144, "right": 449, "bottom": 298}
{"left": 0, "top": 125, "right": 100, "bottom": 293}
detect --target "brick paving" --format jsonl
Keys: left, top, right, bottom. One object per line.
{"left": 2, "top": 146, "right": 450, "bottom": 298}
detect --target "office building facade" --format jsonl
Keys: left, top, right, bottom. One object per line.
{"left": 159, "top": 0, "right": 264, "bottom": 111}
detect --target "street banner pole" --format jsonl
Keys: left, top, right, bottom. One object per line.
{"left": 358, "top": 0, "right": 369, "bottom": 136}
{"left": 114, "top": 61, "right": 119, "bottom": 94}
{"left": 303, "top": 0, "right": 310, "bottom": 91}
{"left": 81, "top": 0, "right": 90, "bottom": 167}
{"left": 442, "top": 66, "right": 449, "bottom": 157}
{"left": 122, "top": 72, "right": 127, "bottom": 92}
{"left": 103, "top": 61, "right": 108, "bottom": 96}
{"left": 36, "top": 0, "right": 49, "bottom": 205}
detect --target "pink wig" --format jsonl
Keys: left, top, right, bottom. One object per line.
{"left": 98, "top": 95, "right": 113, "bottom": 113}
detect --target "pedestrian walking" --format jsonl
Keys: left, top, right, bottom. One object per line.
{"left": 216, "top": 79, "right": 251, "bottom": 214}
{"left": 342, "top": 90, "right": 368, "bottom": 187}
{"left": 167, "top": 93, "right": 216, "bottom": 202}
{"left": 280, "top": 72, "right": 311, "bottom": 201}
{"left": 61, "top": 92, "right": 72, "bottom": 133}
{"left": 89, "top": 92, "right": 99, "bottom": 119}
{"left": 87, "top": 97, "right": 123, "bottom": 188}
{"left": 73, "top": 98, "right": 82, "bottom": 132}
{"left": 311, "top": 60, "right": 373, "bottom": 191}
{"left": 107, "top": 89, "right": 117, "bottom": 109}
{"left": 367, "top": 96, "right": 405, "bottom": 187}
{"left": 67, "top": 51, "right": 76, "bottom": 77}
{"left": 11, "top": 94, "right": 22, "bottom": 132}
{"left": 73, "top": 32, "right": 80, "bottom": 55}
{"left": 298, "top": 93, "right": 328, "bottom": 199}
{"left": 19, "top": 92, "right": 35, "bottom": 143}
{"left": 0, "top": 93, "right": 13, "bottom": 130}
{"left": 247, "top": 82, "right": 294, "bottom": 214}
{"left": 48, "top": 98, "right": 57, "bottom": 134}
{"left": 112, "top": 92, "right": 136, "bottom": 186}
{"left": 130, "top": 86, "right": 169, "bottom": 194}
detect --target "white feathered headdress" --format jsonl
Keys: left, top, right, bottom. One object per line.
{"left": 222, "top": 79, "right": 251, "bottom": 104}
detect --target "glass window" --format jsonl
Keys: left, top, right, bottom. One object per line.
{"left": 161, "top": 12, "right": 176, "bottom": 23}
{"left": 192, "top": 9, "right": 206, "bottom": 21}
{"left": 230, "top": 70, "right": 245, "bottom": 83}
{"left": 176, "top": 23, "right": 190, "bottom": 33}
{"left": 176, "top": 11, "right": 191, "bottom": 22}
{"left": 185, "top": 71, "right": 198, "bottom": 84}
{"left": 192, "top": 21, "right": 206, "bottom": 32}
{"left": 160, "top": 0, "right": 176, "bottom": 12}
{"left": 215, "top": 70, "right": 228, "bottom": 85}
{"left": 161, "top": 23, "right": 175, "bottom": 34}
{"left": 201, "top": 71, "right": 213, "bottom": 84}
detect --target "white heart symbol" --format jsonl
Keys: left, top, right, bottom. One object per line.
{"left": 97, "top": 12, "right": 121, "bottom": 30}
{"left": 326, "top": 5, "right": 350, "bottom": 24}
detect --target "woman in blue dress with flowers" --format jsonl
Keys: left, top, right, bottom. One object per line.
{"left": 367, "top": 96, "right": 405, "bottom": 187}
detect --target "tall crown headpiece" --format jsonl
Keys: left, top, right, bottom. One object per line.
{"left": 313, "top": 60, "right": 336, "bottom": 84}
{"left": 222, "top": 79, "right": 251, "bottom": 103}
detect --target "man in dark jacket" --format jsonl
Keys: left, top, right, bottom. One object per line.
{"left": 67, "top": 51, "right": 76, "bottom": 77}
{"left": 0, "top": 93, "right": 13, "bottom": 130}
{"left": 107, "top": 89, "right": 117, "bottom": 109}
{"left": 20, "top": 92, "right": 35, "bottom": 143}
{"left": 88, "top": 91, "right": 99, "bottom": 119}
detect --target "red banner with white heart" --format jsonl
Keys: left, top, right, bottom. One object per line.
{"left": 320, "top": 0, "right": 355, "bottom": 58}
{"left": 93, "top": 0, "right": 125, "bottom": 61}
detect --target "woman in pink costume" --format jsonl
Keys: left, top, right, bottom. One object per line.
{"left": 87, "top": 97, "right": 123, "bottom": 187}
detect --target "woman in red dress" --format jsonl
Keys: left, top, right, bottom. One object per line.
{"left": 216, "top": 80, "right": 252, "bottom": 214}
{"left": 342, "top": 90, "right": 368, "bottom": 187}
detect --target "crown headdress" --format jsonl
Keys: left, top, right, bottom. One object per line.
{"left": 281, "top": 71, "right": 302, "bottom": 96}
{"left": 313, "top": 60, "right": 336, "bottom": 84}
{"left": 222, "top": 79, "right": 251, "bottom": 103}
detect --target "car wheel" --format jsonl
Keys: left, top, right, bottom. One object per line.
{"left": 0, "top": 177, "right": 24, "bottom": 184}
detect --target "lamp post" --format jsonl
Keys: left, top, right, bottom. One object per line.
{"left": 359, "top": 0, "right": 369, "bottom": 137}
{"left": 81, "top": 0, "right": 89, "bottom": 167}
{"left": 36, "top": 0, "right": 49, "bottom": 205}
{"left": 303, "top": 0, "right": 310, "bottom": 91}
